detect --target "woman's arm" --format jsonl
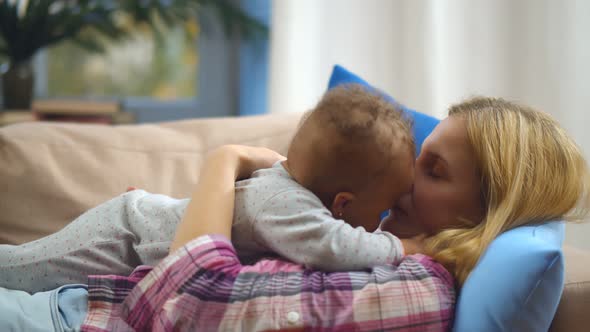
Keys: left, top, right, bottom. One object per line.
{"left": 169, "top": 145, "right": 285, "bottom": 253}
{"left": 85, "top": 145, "right": 455, "bottom": 331}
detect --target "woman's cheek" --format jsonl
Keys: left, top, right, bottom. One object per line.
{"left": 412, "top": 178, "right": 430, "bottom": 211}
{"left": 413, "top": 185, "right": 439, "bottom": 229}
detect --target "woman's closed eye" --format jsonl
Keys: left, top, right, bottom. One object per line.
{"left": 428, "top": 163, "right": 446, "bottom": 179}
{"left": 417, "top": 149, "right": 450, "bottom": 179}
{"left": 420, "top": 155, "right": 447, "bottom": 180}
{"left": 427, "top": 169, "right": 441, "bottom": 179}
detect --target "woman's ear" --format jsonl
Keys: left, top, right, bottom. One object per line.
{"left": 331, "top": 192, "right": 355, "bottom": 219}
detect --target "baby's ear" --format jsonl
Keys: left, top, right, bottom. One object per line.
{"left": 330, "top": 192, "right": 355, "bottom": 218}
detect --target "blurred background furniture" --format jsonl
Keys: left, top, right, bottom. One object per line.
{"left": 1, "top": 0, "right": 270, "bottom": 121}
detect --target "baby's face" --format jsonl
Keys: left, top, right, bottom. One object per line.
{"left": 344, "top": 155, "right": 415, "bottom": 232}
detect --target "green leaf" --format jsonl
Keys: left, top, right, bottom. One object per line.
{"left": 0, "top": 0, "right": 268, "bottom": 63}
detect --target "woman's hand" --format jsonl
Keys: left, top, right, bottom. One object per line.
{"left": 380, "top": 209, "right": 427, "bottom": 238}
{"left": 169, "top": 145, "right": 285, "bottom": 253}
{"left": 213, "top": 145, "right": 286, "bottom": 180}
{"left": 400, "top": 234, "right": 427, "bottom": 255}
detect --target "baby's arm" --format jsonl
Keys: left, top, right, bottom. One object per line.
{"left": 252, "top": 189, "right": 406, "bottom": 271}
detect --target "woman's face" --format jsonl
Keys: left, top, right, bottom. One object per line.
{"left": 389, "top": 115, "right": 485, "bottom": 235}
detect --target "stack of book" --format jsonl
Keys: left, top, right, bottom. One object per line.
{"left": 31, "top": 99, "right": 135, "bottom": 125}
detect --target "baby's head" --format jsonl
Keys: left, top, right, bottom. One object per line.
{"left": 285, "top": 84, "right": 415, "bottom": 231}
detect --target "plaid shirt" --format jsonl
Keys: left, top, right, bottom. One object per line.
{"left": 82, "top": 235, "right": 455, "bottom": 331}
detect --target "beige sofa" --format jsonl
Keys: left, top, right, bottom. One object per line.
{"left": 0, "top": 113, "right": 588, "bottom": 331}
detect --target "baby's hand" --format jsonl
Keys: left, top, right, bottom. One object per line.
{"left": 401, "top": 234, "right": 427, "bottom": 255}
{"left": 126, "top": 186, "right": 138, "bottom": 192}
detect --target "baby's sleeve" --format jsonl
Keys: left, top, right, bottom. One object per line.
{"left": 252, "top": 189, "right": 404, "bottom": 271}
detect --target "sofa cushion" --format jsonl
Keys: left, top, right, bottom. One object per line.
{"left": 0, "top": 114, "right": 301, "bottom": 244}
{"left": 327, "top": 64, "right": 566, "bottom": 332}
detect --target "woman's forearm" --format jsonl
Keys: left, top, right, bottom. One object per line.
{"left": 169, "top": 145, "right": 285, "bottom": 253}
{"left": 169, "top": 148, "right": 239, "bottom": 253}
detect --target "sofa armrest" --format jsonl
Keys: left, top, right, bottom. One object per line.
{"left": 550, "top": 245, "right": 590, "bottom": 332}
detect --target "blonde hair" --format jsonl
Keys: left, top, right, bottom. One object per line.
{"left": 426, "top": 97, "right": 590, "bottom": 285}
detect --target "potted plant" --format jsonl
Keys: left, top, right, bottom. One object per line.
{"left": 0, "top": 0, "right": 266, "bottom": 110}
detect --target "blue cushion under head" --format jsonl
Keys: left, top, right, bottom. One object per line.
{"left": 327, "top": 65, "right": 565, "bottom": 332}
{"left": 454, "top": 222, "right": 565, "bottom": 331}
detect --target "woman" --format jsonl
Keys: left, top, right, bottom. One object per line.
{"left": 399, "top": 97, "right": 590, "bottom": 284}
{"left": 87, "top": 97, "right": 590, "bottom": 331}
{"left": 2, "top": 97, "right": 589, "bottom": 331}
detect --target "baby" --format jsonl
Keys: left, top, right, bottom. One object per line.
{"left": 0, "top": 84, "right": 419, "bottom": 293}
{"left": 232, "top": 84, "right": 419, "bottom": 270}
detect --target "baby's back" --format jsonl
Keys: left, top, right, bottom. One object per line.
{"left": 233, "top": 161, "right": 326, "bottom": 263}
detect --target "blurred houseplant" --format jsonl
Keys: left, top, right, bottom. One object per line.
{"left": 0, "top": 0, "right": 266, "bottom": 110}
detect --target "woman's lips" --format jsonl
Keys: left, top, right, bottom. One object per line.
{"left": 394, "top": 195, "right": 413, "bottom": 218}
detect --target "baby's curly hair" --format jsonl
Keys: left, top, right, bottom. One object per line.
{"left": 286, "top": 84, "right": 414, "bottom": 205}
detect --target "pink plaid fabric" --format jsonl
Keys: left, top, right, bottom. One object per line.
{"left": 82, "top": 235, "right": 455, "bottom": 331}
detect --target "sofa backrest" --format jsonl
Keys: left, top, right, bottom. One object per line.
{"left": 0, "top": 113, "right": 302, "bottom": 244}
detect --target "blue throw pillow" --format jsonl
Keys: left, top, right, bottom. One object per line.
{"left": 454, "top": 222, "right": 565, "bottom": 331}
{"left": 327, "top": 65, "right": 565, "bottom": 332}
